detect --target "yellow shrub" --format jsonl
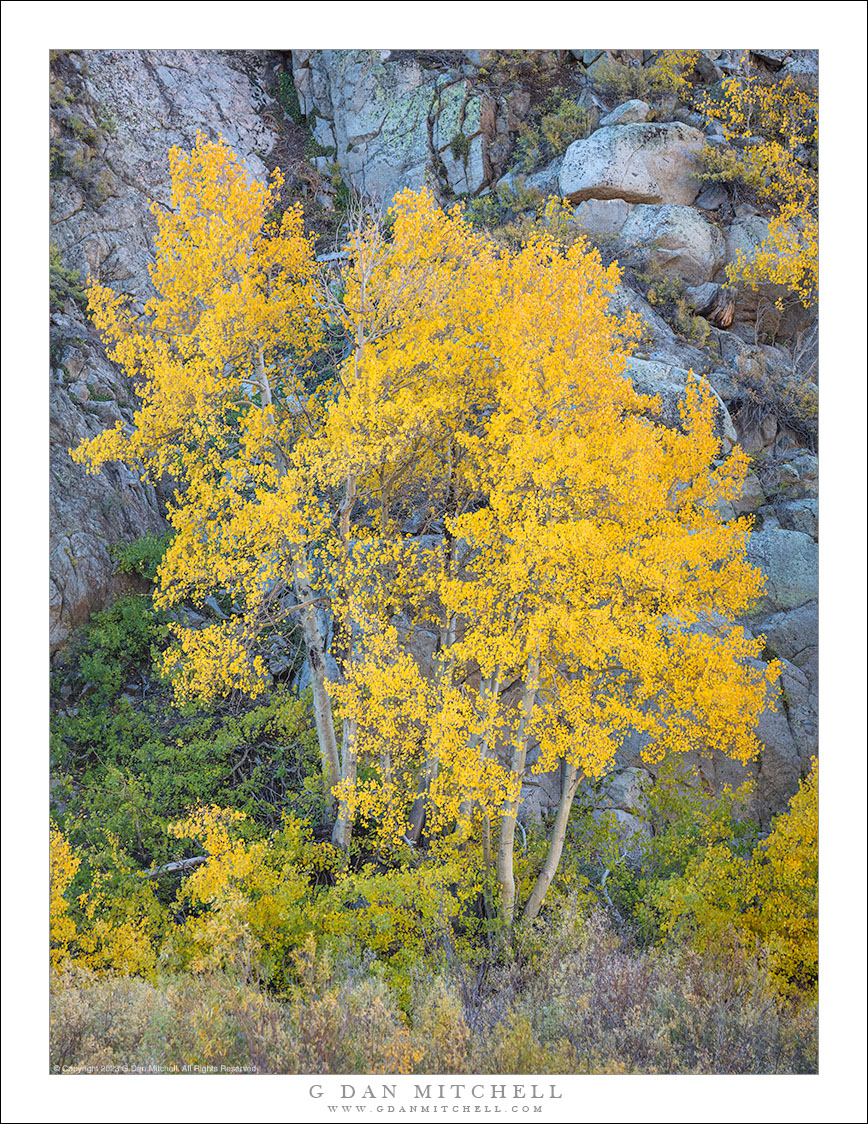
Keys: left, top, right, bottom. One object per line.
{"left": 166, "top": 807, "right": 316, "bottom": 986}
{"left": 412, "top": 977, "right": 471, "bottom": 1073}
{"left": 698, "top": 75, "right": 817, "bottom": 308}
{"left": 50, "top": 826, "right": 80, "bottom": 969}
{"left": 653, "top": 760, "right": 818, "bottom": 1000}
{"left": 744, "top": 759, "right": 818, "bottom": 997}
{"left": 50, "top": 826, "right": 163, "bottom": 976}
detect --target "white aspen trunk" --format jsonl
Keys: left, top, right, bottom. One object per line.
{"left": 496, "top": 651, "right": 540, "bottom": 928}
{"left": 255, "top": 350, "right": 342, "bottom": 818}
{"left": 477, "top": 668, "right": 501, "bottom": 916}
{"left": 330, "top": 469, "right": 360, "bottom": 850}
{"left": 522, "top": 758, "right": 581, "bottom": 922}
{"left": 406, "top": 603, "right": 455, "bottom": 844}
{"left": 292, "top": 548, "right": 342, "bottom": 816}
{"left": 331, "top": 714, "right": 357, "bottom": 848}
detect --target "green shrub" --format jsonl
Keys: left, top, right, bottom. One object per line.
{"left": 109, "top": 531, "right": 174, "bottom": 582}
{"left": 633, "top": 262, "right": 714, "bottom": 346}
{"left": 50, "top": 245, "right": 87, "bottom": 313}
{"left": 511, "top": 91, "right": 591, "bottom": 174}
{"left": 464, "top": 179, "right": 544, "bottom": 231}
{"left": 593, "top": 51, "right": 699, "bottom": 104}
{"left": 543, "top": 761, "right": 759, "bottom": 943}
{"left": 73, "top": 595, "right": 168, "bottom": 701}
{"left": 449, "top": 130, "right": 472, "bottom": 163}
{"left": 653, "top": 760, "right": 818, "bottom": 1000}
{"left": 303, "top": 136, "right": 336, "bottom": 160}
{"left": 276, "top": 69, "right": 303, "bottom": 125}
{"left": 52, "top": 686, "right": 323, "bottom": 869}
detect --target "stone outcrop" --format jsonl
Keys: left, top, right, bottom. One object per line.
{"left": 51, "top": 49, "right": 282, "bottom": 300}
{"left": 291, "top": 50, "right": 514, "bottom": 205}
{"left": 572, "top": 197, "right": 635, "bottom": 237}
{"left": 746, "top": 529, "right": 819, "bottom": 615}
{"left": 50, "top": 49, "right": 285, "bottom": 650}
{"left": 619, "top": 203, "right": 725, "bottom": 285}
{"left": 684, "top": 282, "right": 735, "bottom": 329}
{"left": 559, "top": 122, "right": 706, "bottom": 205}
{"left": 599, "top": 99, "right": 651, "bottom": 127}
{"left": 50, "top": 308, "right": 166, "bottom": 651}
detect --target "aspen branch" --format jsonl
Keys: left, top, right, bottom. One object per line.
{"left": 143, "top": 856, "right": 208, "bottom": 879}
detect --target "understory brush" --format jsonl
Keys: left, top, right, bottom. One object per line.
{"left": 50, "top": 544, "right": 818, "bottom": 1074}
{"left": 50, "top": 906, "right": 817, "bottom": 1075}
{"left": 509, "top": 88, "right": 592, "bottom": 173}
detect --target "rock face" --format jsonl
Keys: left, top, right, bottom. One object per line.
{"left": 51, "top": 50, "right": 281, "bottom": 300}
{"left": 595, "top": 767, "right": 651, "bottom": 815}
{"left": 599, "top": 99, "right": 651, "bottom": 127}
{"left": 746, "top": 529, "right": 819, "bottom": 614}
{"left": 291, "top": 50, "right": 513, "bottom": 205}
{"left": 685, "top": 282, "right": 735, "bottom": 328}
{"left": 500, "top": 157, "right": 563, "bottom": 198}
{"left": 50, "top": 49, "right": 285, "bottom": 650}
{"left": 559, "top": 123, "right": 706, "bottom": 205}
{"left": 759, "top": 602, "right": 818, "bottom": 669}
{"left": 615, "top": 654, "right": 814, "bottom": 830}
{"left": 50, "top": 309, "right": 166, "bottom": 651}
{"left": 608, "top": 285, "right": 709, "bottom": 372}
{"left": 572, "top": 197, "right": 635, "bottom": 237}
{"left": 619, "top": 204, "right": 725, "bottom": 285}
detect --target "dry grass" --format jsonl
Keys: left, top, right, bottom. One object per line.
{"left": 50, "top": 908, "right": 817, "bottom": 1075}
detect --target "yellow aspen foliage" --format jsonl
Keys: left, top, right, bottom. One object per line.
{"left": 50, "top": 826, "right": 80, "bottom": 969}
{"left": 310, "top": 195, "right": 779, "bottom": 922}
{"left": 698, "top": 74, "right": 818, "bottom": 308}
{"left": 650, "top": 50, "right": 701, "bottom": 94}
{"left": 74, "top": 835, "right": 163, "bottom": 978}
{"left": 71, "top": 133, "right": 327, "bottom": 704}
{"left": 166, "top": 807, "right": 316, "bottom": 984}
{"left": 50, "top": 826, "right": 163, "bottom": 976}
{"left": 70, "top": 134, "right": 781, "bottom": 918}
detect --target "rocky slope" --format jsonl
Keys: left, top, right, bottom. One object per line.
{"left": 50, "top": 49, "right": 287, "bottom": 649}
{"left": 49, "top": 48, "right": 818, "bottom": 824}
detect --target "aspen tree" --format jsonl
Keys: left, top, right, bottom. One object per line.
{"left": 71, "top": 134, "right": 343, "bottom": 810}
{"left": 73, "top": 137, "right": 780, "bottom": 911}
{"left": 439, "top": 232, "right": 780, "bottom": 923}
{"left": 323, "top": 215, "right": 780, "bottom": 924}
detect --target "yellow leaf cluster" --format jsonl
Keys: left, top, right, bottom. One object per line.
{"left": 50, "top": 826, "right": 80, "bottom": 969}
{"left": 698, "top": 75, "right": 818, "bottom": 308}
{"left": 166, "top": 807, "right": 314, "bottom": 982}
{"left": 71, "top": 133, "right": 326, "bottom": 703}
{"left": 50, "top": 827, "right": 162, "bottom": 976}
